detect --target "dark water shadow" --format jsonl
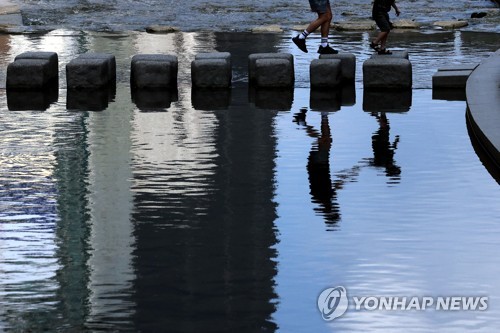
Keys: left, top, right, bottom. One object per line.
{"left": 249, "top": 86, "right": 294, "bottom": 111}
{"left": 131, "top": 88, "right": 179, "bottom": 111}
{"left": 432, "top": 88, "right": 466, "bottom": 101}
{"left": 7, "top": 83, "right": 59, "bottom": 111}
{"left": 363, "top": 89, "right": 412, "bottom": 113}
{"left": 67, "top": 85, "right": 116, "bottom": 111}
{"left": 192, "top": 87, "right": 231, "bottom": 110}
{"left": 130, "top": 85, "right": 279, "bottom": 332}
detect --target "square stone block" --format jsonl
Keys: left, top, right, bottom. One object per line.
{"left": 254, "top": 58, "right": 294, "bottom": 88}
{"left": 195, "top": 52, "right": 231, "bottom": 66}
{"left": 15, "top": 51, "right": 59, "bottom": 81}
{"left": 432, "top": 70, "right": 472, "bottom": 89}
{"left": 319, "top": 53, "right": 356, "bottom": 81}
{"left": 131, "top": 54, "right": 178, "bottom": 87}
{"left": 77, "top": 53, "right": 116, "bottom": 82}
{"left": 191, "top": 58, "right": 232, "bottom": 88}
{"left": 7, "top": 59, "right": 52, "bottom": 89}
{"left": 437, "top": 64, "right": 478, "bottom": 72}
{"left": 66, "top": 58, "right": 111, "bottom": 89}
{"left": 310, "top": 59, "right": 342, "bottom": 88}
{"left": 363, "top": 58, "right": 412, "bottom": 89}
{"left": 132, "top": 60, "right": 173, "bottom": 89}
{"left": 248, "top": 53, "right": 294, "bottom": 84}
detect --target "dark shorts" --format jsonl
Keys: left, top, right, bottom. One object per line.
{"left": 309, "top": 0, "right": 330, "bottom": 14}
{"left": 373, "top": 11, "right": 392, "bottom": 32}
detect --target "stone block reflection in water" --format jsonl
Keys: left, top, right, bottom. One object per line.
{"left": 363, "top": 89, "right": 413, "bottom": 113}
{"left": 248, "top": 87, "right": 294, "bottom": 110}
{"left": 191, "top": 88, "right": 230, "bottom": 110}
{"left": 66, "top": 88, "right": 111, "bottom": 112}
{"left": 132, "top": 88, "right": 179, "bottom": 111}
{"left": 6, "top": 86, "right": 58, "bottom": 111}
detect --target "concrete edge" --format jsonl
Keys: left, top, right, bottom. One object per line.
{"left": 465, "top": 48, "right": 500, "bottom": 166}
{"left": 0, "top": 0, "right": 23, "bottom": 29}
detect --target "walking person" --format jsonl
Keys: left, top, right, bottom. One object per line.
{"left": 292, "top": 0, "right": 338, "bottom": 54}
{"left": 370, "top": 0, "right": 401, "bottom": 54}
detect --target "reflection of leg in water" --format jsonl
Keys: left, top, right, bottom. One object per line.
{"left": 307, "top": 112, "right": 339, "bottom": 224}
{"left": 293, "top": 108, "right": 360, "bottom": 227}
{"left": 370, "top": 112, "right": 401, "bottom": 182}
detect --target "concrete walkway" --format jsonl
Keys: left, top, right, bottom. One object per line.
{"left": 466, "top": 49, "right": 500, "bottom": 165}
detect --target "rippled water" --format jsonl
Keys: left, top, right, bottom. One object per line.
{"left": 0, "top": 28, "right": 499, "bottom": 331}
{"left": 16, "top": 0, "right": 500, "bottom": 32}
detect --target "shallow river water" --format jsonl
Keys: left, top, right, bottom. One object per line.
{"left": 0, "top": 2, "right": 500, "bottom": 332}
{"left": 16, "top": 0, "right": 500, "bottom": 33}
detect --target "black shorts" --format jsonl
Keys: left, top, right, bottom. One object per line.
{"left": 309, "top": 0, "right": 330, "bottom": 14}
{"left": 373, "top": 11, "right": 392, "bottom": 32}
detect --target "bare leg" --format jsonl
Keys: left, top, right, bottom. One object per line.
{"left": 305, "top": 5, "right": 333, "bottom": 35}
{"left": 320, "top": 5, "right": 333, "bottom": 38}
{"left": 373, "top": 31, "right": 389, "bottom": 47}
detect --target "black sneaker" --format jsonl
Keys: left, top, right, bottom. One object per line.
{"left": 292, "top": 36, "right": 308, "bottom": 53}
{"left": 318, "top": 45, "right": 338, "bottom": 54}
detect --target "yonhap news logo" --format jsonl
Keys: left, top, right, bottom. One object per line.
{"left": 317, "top": 286, "right": 349, "bottom": 321}
{"left": 317, "top": 286, "right": 488, "bottom": 321}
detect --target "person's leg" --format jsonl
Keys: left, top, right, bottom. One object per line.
{"left": 373, "top": 31, "right": 389, "bottom": 46}
{"left": 371, "top": 12, "right": 391, "bottom": 51}
{"left": 293, "top": 0, "right": 332, "bottom": 53}
{"left": 305, "top": 10, "right": 332, "bottom": 35}
{"left": 380, "top": 31, "right": 389, "bottom": 49}
{"left": 320, "top": 4, "right": 332, "bottom": 40}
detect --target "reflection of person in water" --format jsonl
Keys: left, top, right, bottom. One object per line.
{"left": 369, "top": 112, "right": 401, "bottom": 181}
{"left": 294, "top": 108, "right": 359, "bottom": 226}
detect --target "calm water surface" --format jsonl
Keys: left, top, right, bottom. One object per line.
{"left": 0, "top": 30, "right": 499, "bottom": 332}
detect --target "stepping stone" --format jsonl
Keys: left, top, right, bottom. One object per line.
{"left": 371, "top": 50, "right": 409, "bottom": 59}
{"left": 253, "top": 58, "right": 294, "bottom": 88}
{"left": 14, "top": 51, "right": 58, "bottom": 81}
{"left": 310, "top": 59, "right": 342, "bottom": 88}
{"left": 77, "top": 53, "right": 116, "bottom": 82}
{"left": 66, "top": 58, "right": 111, "bottom": 89}
{"left": 7, "top": 59, "right": 53, "bottom": 89}
{"left": 363, "top": 57, "right": 412, "bottom": 89}
{"left": 432, "top": 70, "right": 472, "bottom": 89}
{"left": 319, "top": 53, "right": 356, "bottom": 82}
{"left": 248, "top": 53, "right": 294, "bottom": 85}
{"left": 131, "top": 54, "right": 178, "bottom": 88}
{"left": 192, "top": 53, "right": 232, "bottom": 88}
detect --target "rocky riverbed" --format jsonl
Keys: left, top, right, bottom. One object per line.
{"left": 6, "top": 0, "right": 499, "bottom": 33}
